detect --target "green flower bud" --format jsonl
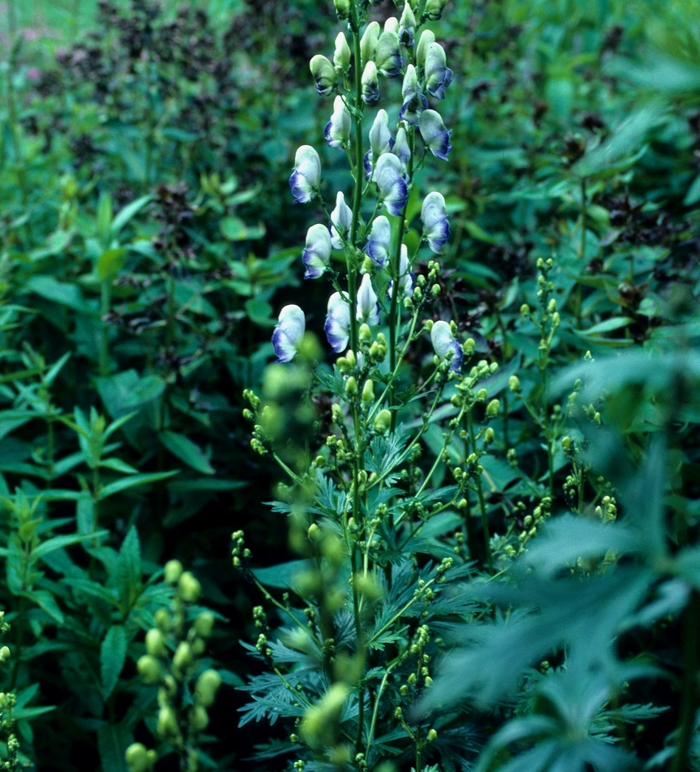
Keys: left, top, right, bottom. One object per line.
{"left": 463, "top": 337, "right": 475, "bottom": 355}
{"left": 334, "top": 32, "right": 351, "bottom": 71}
{"left": 154, "top": 610, "right": 171, "bottom": 634}
{"left": 194, "top": 612, "right": 215, "bottom": 638}
{"left": 137, "top": 655, "right": 161, "bottom": 685}
{"left": 561, "top": 436, "right": 572, "bottom": 452}
{"left": 146, "top": 629, "right": 167, "bottom": 658}
{"left": 0, "top": 694, "right": 6, "bottom": 709}
{"left": 428, "top": 728, "right": 438, "bottom": 742}
{"left": 164, "top": 559, "right": 183, "bottom": 584}
{"left": 308, "top": 523, "right": 322, "bottom": 543}
{"left": 192, "top": 638, "right": 206, "bottom": 657}
{"left": 333, "top": 0, "right": 350, "bottom": 21}
{"left": 196, "top": 669, "right": 222, "bottom": 708}
{"left": 508, "top": 375, "right": 521, "bottom": 392}
{"left": 360, "top": 21, "right": 380, "bottom": 62}
{"left": 484, "top": 427, "right": 495, "bottom": 444}
{"left": 475, "top": 388, "right": 488, "bottom": 402}
{"left": 309, "top": 55, "right": 336, "bottom": 96}
{"left": 362, "top": 379, "right": 375, "bottom": 403}
{"left": 173, "top": 642, "right": 193, "bottom": 671}
{"left": 486, "top": 399, "right": 500, "bottom": 418}
{"left": 416, "top": 29, "right": 435, "bottom": 68}
{"left": 520, "top": 303, "right": 530, "bottom": 317}
{"left": 423, "top": 319, "right": 434, "bottom": 332}
{"left": 190, "top": 705, "right": 209, "bottom": 731}
{"left": 157, "top": 705, "right": 179, "bottom": 738}
{"left": 374, "top": 409, "right": 392, "bottom": 434}
{"left": 125, "top": 743, "right": 151, "bottom": 772}
{"left": 359, "top": 323, "right": 372, "bottom": 344}
{"left": 423, "top": 0, "right": 447, "bottom": 20}
{"left": 178, "top": 571, "right": 201, "bottom": 603}
{"left": 345, "top": 376, "right": 358, "bottom": 396}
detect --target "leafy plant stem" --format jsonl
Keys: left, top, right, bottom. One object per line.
{"left": 100, "top": 279, "right": 111, "bottom": 377}
{"left": 670, "top": 588, "right": 700, "bottom": 772}
{"left": 468, "top": 409, "right": 492, "bottom": 571}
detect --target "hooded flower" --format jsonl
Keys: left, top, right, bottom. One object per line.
{"left": 416, "top": 30, "right": 435, "bottom": 69}
{"left": 393, "top": 127, "right": 411, "bottom": 173}
{"left": 423, "top": 0, "right": 447, "bottom": 20}
{"left": 399, "top": 3, "right": 416, "bottom": 47}
{"left": 290, "top": 145, "right": 321, "bottom": 203}
{"left": 273, "top": 305, "right": 306, "bottom": 362}
{"left": 357, "top": 274, "right": 381, "bottom": 325}
{"left": 431, "top": 321, "right": 462, "bottom": 370}
{"left": 365, "top": 215, "right": 392, "bottom": 268}
{"left": 325, "top": 96, "right": 351, "bottom": 149}
{"left": 425, "top": 42, "right": 453, "bottom": 100}
{"left": 376, "top": 30, "right": 402, "bottom": 77}
{"left": 360, "top": 21, "right": 380, "bottom": 61}
{"left": 361, "top": 61, "right": 380, "bottom": 105}
{"left": 302, "top": 224, "right": 332, "bottom": 279}
{"left": 333, "top": 32, "right": 351, "bottom": 72}
{"left": 388, "top": 244, "right": 414, "bottom": 299}
{"left": 419, "top": 110, "right": 453, "bottom": 161}
{"left": 375, "top": 153, "right": 408, "bottom": 216}
{"left": 309, "top": 55, "right": 337, "bottom": 96}
{"left": 325, "top": 292, "right": 351, "bottom": 353}
{"left": 399, "top": 64, "right": 428, "bottom": 125}
{"left": 364, "top": 109, "right": 394, "bottom": 179}
{"left": 421, "top": 191, "right": 450, "bottom": 253}
{"left": 330, "top": 192, "right": 353, "bottom": 249}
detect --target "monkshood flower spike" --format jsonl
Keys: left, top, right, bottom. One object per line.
{"left": 290, "top": 145, "right": 321, "bottom": 203}
{"left": 431, "top": 320, "right": 462, "bottom": 370}
{"left": 425, "top": 42, "right": 453, "bottom": 100}
{"left": 325, "top": 95, "right": 351, "bottom": 149}
{"left": 357, "top": 274, "right": 381, "bottom": 325}
{"left": 273, "top": 305, "right": 306, "bottom": 363}
{"left": 325, "top": 292, "right": 351, "bottom": 353}
{"left": 375, "top": 153, "right": 408, "bottom": 216}
{"left": 330, "top": 192, "right": 353, "bottom": 249}
{"left": 365, "top": 215, "right": 391, "bottom": 268}
{"left": 302, "top": 224, "right": 332, "bottom": 279}
{"left": 419, "top": 109, "right": 453, "bottom": 161}
{"left": 421, "top": 191, "right": 450, "bottom": 253}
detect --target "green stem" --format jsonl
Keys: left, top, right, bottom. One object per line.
{"left": 670, "top": 589, "right": 700, "bottom": 772}
{"left": 468, "top": 409, "right": 493, "bottom": 571}
{"left": 100, "top": 279, "right": 111, "bottom": 377}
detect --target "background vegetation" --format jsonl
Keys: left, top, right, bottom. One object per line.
{"left": 0, "top": 0, "right": 699, "bottom": 770}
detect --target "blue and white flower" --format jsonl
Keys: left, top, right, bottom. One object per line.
{"left": 357, "top": 273, "right": 381, "bottom": 325}
{"left": 290, "top": 145, "right": 321, "bottom": 204}
{"left": 309, "top": 55, "right": 337, "bottom": 96}
{"left": 273, "top": 305, "right": 306, "bottom": 363}
{"left": 399, "top": 3, "right": 416, "bottom": 47}
{"left": 325, "top": 95, "right": 351, "bottom": 149}
{"left": 325, "top": 292, "right": 351, "bottom": 353}
{"left": 361, "top": 61, "right": 380, "bottom": 105}
{"left": 375, "top": 153, "right": 408, "bottom": 216}
{"left": 421, "top": 191, "right": 450, "bottom": 253}
{"left": 399, "top": 65, "right": 428, "bottom": 125}
{"left": 431, "top": 321, "right": 462, "bottom": 370}
{"left": 365, "top": 215, "right": 392, "bottom": 269}
{"left": 330, "top": 192, "right": 353, "bottom": 249}
{"left": 364, "top": 109, "right": 394, "bottom": 179}
{"left": 425, "top": 42, "right": 453, "bottom": 100}
{"left": 388, "top": 244, "right": 414, "bottom": 299}
{"left": 302, "top": 224, "right": 332, "bottom": 279}
{"left": 393, "top": 127, "right": 411, "bottom": 173}
{"left": 419, "top": 109, "right": 453, "bottom": 161}
{"left": 376, "top": 29, "right": 402, "bottom": 77}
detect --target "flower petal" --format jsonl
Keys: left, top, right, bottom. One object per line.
{"left": 365, "top": 215, "right": 392, "bottom": 269}
{"left": 302, "top": 223, "right": 332, "bottom": 279}
{"left": 375, "top": 153, "right": 408, "bottom": 216}
{"left": 357, "top": 274, "right": 381, "bottom": 326}
{"left": 421, "top": 191, "right": 450, "bottom": 253}
{"left": 425, "top": 42, "right": 453, "bottom": 100}
{"left": 419, "top": 109, "right": 453, "bottom": 161}
{"left": 325, "top": 95, "right": 351, "bottom": 149}
{"left": 273, "top": 305, "right": 306, "bottom": 362}
{"left": 430, "top": 321, "right": 462, "bottom": 370}
{"left": 330, "top": 192, "right": 353, "bottom": 249}
{"left": 290, "top": 145, "right": 321, "bottom": 203}
{"left": 324, "top": 292, "right": 351, "bottom": 353}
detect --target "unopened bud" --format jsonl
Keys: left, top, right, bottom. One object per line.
{"left": 345, "top": 376, "right": 358, "bottom": 396}
{"left": 360, "top": 21, "right": 380, "bottom": 62}
{"left": 475, "top": 388, "right": 488, "bottom": 402}
{"left": 486, "top": 399, "right": 500, "bottom": 418}
{"left": 427, "top": 729, "right": 438, "bottom": 742}
{"left": 508, "top": 375, "right": 521, "bottom": 392}
{"left": 362, "top": 379, "right": 375, "bottom": 403}
{"left": 190, "top": 705, "right": 209, "bottom": 731}
{"left": 173, "top": 642, "right": 193, "bottom": 671}
{"left": 146, "top": 629, "right": 167, "bottom": 658}
{"left": 520, "top": 303, "right": 530, "bottom": 317}
{"left": 157, "top": 706, "right": 179, "bottom": 738}
{"left": 333, "top": 0, "right": 350, "bottom": 20}
{"left": 423, "top": 0, "right": 448, "bottom": 20}
{"left": 334, "top": 33, "right": 351, "bottom": 71}
{"left": 125, "top": 743, "right": 151, "bottom": 772}
{"left": 194, "top": 612, "right": 215, "bottom": 638}
{"left": 374, "top": 409, "right": 392, "bottom": 434}
{"left": 137, "top": 655, "right": 161, "bottom": 685}
{"left": 359, "top": 323, "right": 372, "bottom": 344}
{"left": 178, "top": 571, "right": 201, "bottom": 603}
{"left": 164, "top": 560, "right": 183, "bottom": 584}
{"left": 196, "top": 669, "right": 222, "bottom": 708}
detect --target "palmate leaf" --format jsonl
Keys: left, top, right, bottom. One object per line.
{"left": 364, "top": 431, "right": 410, "bottom": 478}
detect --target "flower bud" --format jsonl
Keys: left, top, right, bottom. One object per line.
{"left": 173, "top": 642, "right": 193, "bottom": 671}
{"left": 309, "top": 55, "right": 337, "bottom": 96}
{"left": 137, "top": 655, "right": 161, "bottom": 685}
{"left": 562, "top": 436, "right": 572, "bottom": 452}
{"left": 334, "top": 32, "right": 351, "bottom": 72}
{"left": 520, "top": 303, "right": 530, "bottom": 317}
{"left": 308, "top": 523, "right": 322, "bottom": 542}
{"left": 178, "top": 571, "right": 201, "bottom": 603}
{"left": 362, "top": 379, "right": 375, "bottom": 403}
{"left": 399, "top": 3, "right": 416, "bottom": 46}
{"left": 428, "top": 729, "right": 438, "bottom": 742}
{"left": 194, "top": 612, "right": 215, "bottom": 638}
{"left": 360, "top": 22, "right": 380, "bottom": 62}
{"left": 508, "top": 375, "right": 521, "bottom": 392}
{"left": 359, "top": 323, "right": 372, "bottom": 344}
{"left": 424, "top": 0, "right": 448, "bottom": 19}
{"left": 125, "top": 743, "right": 151, "bottom": 772}
{"left": 374, "top": 409, "right": 392, "bottom": 434}
{"left": 157, "top": 706, "right": 179, "bottom": 738}
{"left": 484, "top": 427, "right": 495, "bottom": 444}
{"left": 475, "top": 388, "right": 488, "bottom": 402}
{"left": 416, "top": 29, "right": 436, "bottom": 68}
{"left": 190, "top": 705, "right": 209, "bottom": 731}
{"left": 334, "top": 0, "right": 350, "bottom": 21}
{"left": 146, "top": 629, "right": 167, "bottom": 658}
{"left": 486, "top": 399, "right": 500, "bottom": 418}
{"left": 345, "top": 376, "right": 358, "bottom": 396}
{"left": 164, "top": 559, "right": 183, "bottom": 584}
